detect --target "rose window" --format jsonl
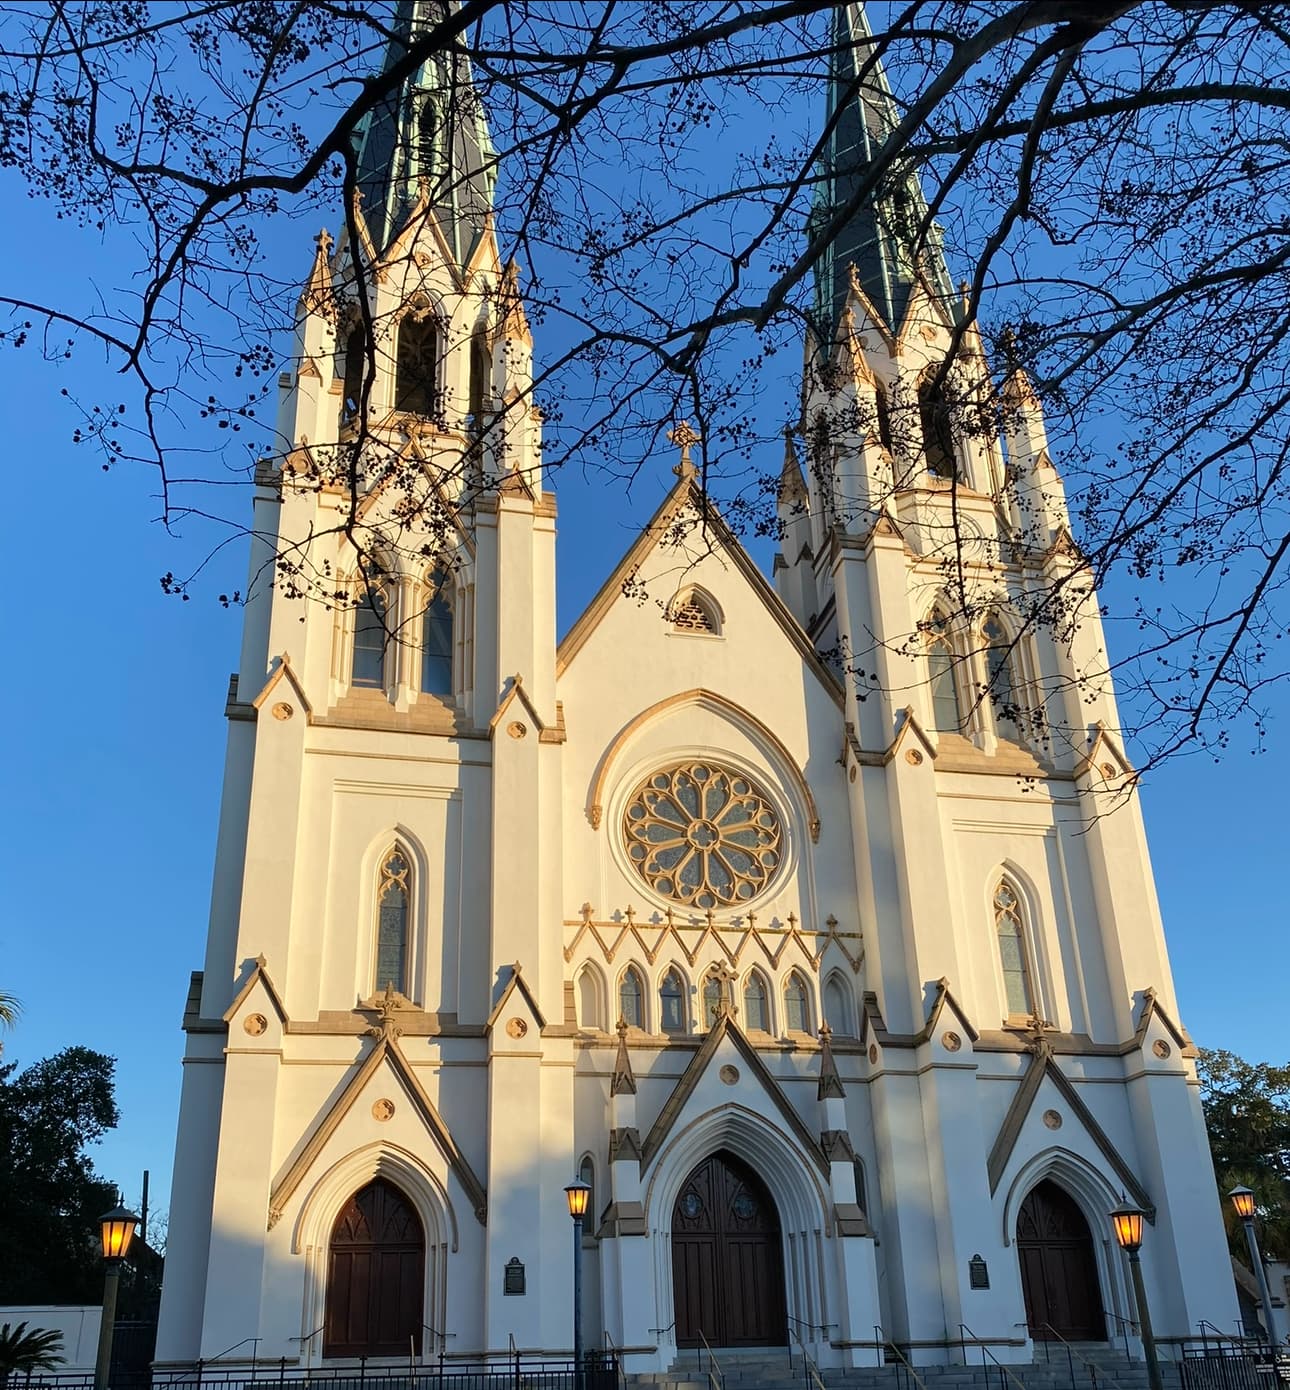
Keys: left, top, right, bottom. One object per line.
{"left": 622, "top": 762, "right": 783, "bottom": 907}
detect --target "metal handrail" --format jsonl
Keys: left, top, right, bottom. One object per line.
{"left": 696, "top": 1329, "right": 724, "bottom": 1390}
{"left": 874, "top": 1324, "right": 932, "bottom": 1390}
{"left": 958, "top": 1324, "right": 1029, "bottom": 1390}
{"left": 1104, "top": 1311, "right": 1138, "bottom": 1363}
{"left": 1029, "top": 1322, "right": 1125, "bottom": 1388}
{"left": 788, "top": 1323, "right": 828, "bottom": 1390}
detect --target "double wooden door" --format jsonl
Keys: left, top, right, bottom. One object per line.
{"left": 324, "top": 1178, "right": 424, "bottom": 1358}
{"left": 1017, "top": 1180, "right": 1106, "bottom": 1341}
{"left": 672, "top": 1150, "right": 787, "bottom": 1348}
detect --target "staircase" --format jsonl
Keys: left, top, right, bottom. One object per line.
{"left": 626, "top": 1342, "right": 1182, "bottom": 1390}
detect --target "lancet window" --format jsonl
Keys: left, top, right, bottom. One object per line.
{"left": 824, "top": 973, "right": 853, "bottom": 1035}
{"left": 352, "top": 583, "right": 390, "bottom": 690}
{"left": 983, "top": 614, "right": 1020, "bottom": 732}
{"left": 468, "top": 325, "right": 490, "bottom": 429}
{"left": 578, "top": 1154, "right": 596, "bottom": 1237}
{"left": 619, "top": 966, "right": 645, "bottom": 1030}
{"left": 342, "top": 325, "right": 366, "bottom": 422}
{"left": 743, "top": 972, "right": 770, "bottom": 1032}
{"left": 702, "top": 972, "right": 723, "bottom": 1027}
{"left": 670, "top": 589, "right": 719, "bottom": 635}
{"left": 659, "top": 969, "right": 686, "bottom": 1035}
{"left": 784, "top": 973, "right": 811, "bottom": 1034}
{"left": 576, "top": 965, "right": 604, "bottom": 1031}
{"left": 994, "top": 878, "right": 1034, "bottom": 1017}
{"left": 919, "top": 371, "right": 958, "bottom": 480}
{"left": 925, "top": 609, "right": 962, "bottom": 732}
{"left": 420, "top": 569, "right": 454, "bottom": 697}
{"left": 375, "top": 848, "right": 411, "bottom": 995}
{"left": 874, "top": 384, "right": 894, "bottom": 453}
{"left": 395, "top": 312, "right": 440, "bottom": 416}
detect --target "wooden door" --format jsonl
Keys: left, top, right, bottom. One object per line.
{"left": 325, "top": 1178, "right": 424, "bottom": 1358}
{"left": 1017, "top": 1181, "right": 1106, "bottom": 1341}
{"left": 672, "top": 1151, "right": 787, "bottom": 1348}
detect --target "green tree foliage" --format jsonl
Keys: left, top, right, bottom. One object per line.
{"left": 1198, "top": 1048, "right": 1290, "bottom": 1261}
{"left": 0, "top": 1323, "right": 65, "bottom": 1389}
{"left": 0, "top": 1047, "right": 119, "bottom": 1303}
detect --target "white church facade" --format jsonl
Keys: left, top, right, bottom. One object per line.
{"left": 155, "top": 1, "right": 1240, "bottom": 1374}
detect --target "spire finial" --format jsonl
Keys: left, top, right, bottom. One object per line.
{"left": 818, "top": 1021, "right": 846, "bottom": 1100}
{"left": 668, "top": 420, "right": 701, "bottom": 479}
{"left": 611, "top": 1017, "right": 637, "bottom": 1095}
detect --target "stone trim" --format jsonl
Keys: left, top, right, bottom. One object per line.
{"left": 597, "top": 1200, "right": 646, "bottom": 1237}
{"left": 820, "top": 1129, "right": 855, "bottom": 1162}
{"left": 485, "top": 961, "right": 547, "bottom": 1032}
{"left": 833, "top": 1201, "right": 871, "bottom": 1237}
{"left": 223, "top": 955, "right": 289, "bottom": 1027}
{"left": 609, "top": 1127, "right": 642, "bottom": 1162}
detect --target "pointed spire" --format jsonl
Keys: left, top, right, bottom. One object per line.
{"left": 496, "top": 260, "right": 532, "bottom": 346}
{"left": 812, "top": 3, "right": 955, "bottom": 339}
{"left": 299, "top": 228, "right": 334, "bottom": 317}
{"left": 779, "top": 427, "right": 807, "bottom": 504}
{"left": 817, "top": 1022, "right": 846, "bottom": 1101}
{"left": 353, "top": 0, "right": 496, "bottom": 262}
{"left": 611, "top": 1018, "right": 637, "bottom": 1096}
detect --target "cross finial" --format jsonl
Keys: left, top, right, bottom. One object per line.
{"left": 668, "top": 420, "right": 701, "bottom": 478}
{"left": 581, "top": 902, "right": 594, "bottom": 923}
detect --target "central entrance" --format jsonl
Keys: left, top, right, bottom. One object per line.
{"left": 672, "top": 1150, "right": 787, "bottom": 1348}
{"left": 1017, "top": 1180, "right": 1106, "bottom": 1341}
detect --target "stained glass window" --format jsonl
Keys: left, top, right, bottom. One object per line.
{"left": 421, "top": 570, "right": 453, "bottom": 696}
{"left": 995, "top": 879, "right": 1033, "bottom": 1015}
{"left": 622, "top": 762, "right": 783, "bottom": 908}
{"left": 743, "top": 973, "right": 769, "bottom": 1032}
{"left": 784, "top": 973, "right": 810, "bottom": 1033}
{"left": 376, "top": 849, "right": 410, "bottom": 993}
{"left": 660, "top": 970, "right": 686, "bottom": 1034}
{"left": 702, "top": 973, "right": 722, "bottom": 1026}
{"left": 619, "top": 967, "right": 644, "bottom": 1029}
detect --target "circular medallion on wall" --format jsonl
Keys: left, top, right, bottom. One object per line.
{"left": 271, "top": 702, "right": 293, "bottom": 721}
{"left": 1042, "top": 1109, "right": 1062, "bottom": 1130}
{"left": 506, "top": 1017, "right": 529, "bottom": 1039}
{"left": 942, "top": 1031, "right": 962, "bottom": 1053}
{"left": 243, "top": 1013, "right": 267, "bottom": 1036}
{"left": 621, "top": 761, "right": 783, "bottom": 908}
{"left": 371, "top": 1098, "right": 395, "bottom": 1122}
{"left": 1152, "top": 1039, "right": 1171, "bottom": 1059}
{"left": 868, "top": 1044, "right": 879, "bottom": 1064}
{"left": 719, "top": 1064, "right": 740, "bottom": 1086}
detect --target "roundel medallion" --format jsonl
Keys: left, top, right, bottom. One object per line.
{"left": 622, "top": 761, "right": 783, "bottom": 908}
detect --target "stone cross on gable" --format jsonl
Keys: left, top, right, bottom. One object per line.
{"left": 668, "top": 420, "right": 701, "bottom": 479}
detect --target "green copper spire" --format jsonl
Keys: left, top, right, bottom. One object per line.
{"left": 813, "top": 3, "right": 954, "bottom": 338}
{"left": 353, "top": 0, "right": 496, "bottom": 263}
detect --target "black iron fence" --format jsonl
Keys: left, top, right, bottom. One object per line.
{"left": 12, "top": 1353, "right": 621, "bottom": 1390}
{"left": 1179, "top": 1345, "right": 1290, "bottom": 1390}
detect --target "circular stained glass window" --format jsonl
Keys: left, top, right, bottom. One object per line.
{"left": 622, "top": 761, "right": 783, "bottom": 908}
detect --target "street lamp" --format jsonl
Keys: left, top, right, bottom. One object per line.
{"left": 94, "top": 1204, "right": 139, "bottom": 1390}
{"left": 1110, "top": 1200, "right": 1164, "bottom": 1390}
{"left": 1230, "top": 1186, "right": 1279, "bottom": 1347}
{"left": 565, "top": 1179, "right": 592, "bottom": 1390}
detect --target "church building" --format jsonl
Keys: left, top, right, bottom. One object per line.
{"left": 155, "top": 1, "right": 1239, "bottom": 1373}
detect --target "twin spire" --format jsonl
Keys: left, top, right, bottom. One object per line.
{"left": 352, "top": 0, "right": 496, "bottom": 264}
{"left": 813, "top": 2, "right": 954, "bottom": 340}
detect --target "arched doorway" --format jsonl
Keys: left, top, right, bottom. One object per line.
{"left": 1017, "top": 1180, "right": 1106, "bottom": 1340}
{"left": 324, "top": 1178, "right": 424, "bottom": 1358}
{"left": 672, "top": 1150, "right": 787, "bottom": 1348}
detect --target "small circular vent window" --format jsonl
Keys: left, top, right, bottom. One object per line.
{"left": 622, "top": 761, "right": 783, "bottom": 908}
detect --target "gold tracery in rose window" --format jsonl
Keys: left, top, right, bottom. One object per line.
{"left": 622, "top": 762, "right": 783, "bottom": 908}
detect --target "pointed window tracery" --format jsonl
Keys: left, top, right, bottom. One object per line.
{"left": 994, "top": 878, "right": 1034, "bottom": 1016}
{"left": 619, "top": 966, "right": 644, "bottom": 1030}
{"left": 420, "top": 569, "right": 454, "bottom": 696}
{"left": 784, "top": 973, "right": 811, "bottom": 1034}
{"left": 983, "top": 614, "right": 1020, "bottom": 732}
{"left": 702, "top": 972, "right": 723, "bottom": 1027}
{"left": 660, "top": 969, "right": 686, "bottom": 1035}
{"left": 375, "top": 849, "right": 411, "bottom": 994}
{"left": 925, "top": 609, "right": 962, "bottom": 732}
{"left": 395, "top": 313, "right": 440, "bottom": 417}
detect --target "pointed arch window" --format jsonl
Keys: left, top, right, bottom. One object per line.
{"left": 421, "top": 569, "right": 454, "bottom": 696}
{"left": 342, "top": 325, "right": 366, "bottom": 422}
{"left": 743, "top": 972, "right": 770, "bottom": 1032}
{"left": 784, "top": 973, "right": 811, "bottom": 1034}
{"left": 874, "top": 384, "right": 894, "bottom": 454}
{"left": 352, "top": 583, "right": 389, "bottom": 689}
{"left": 983, "top": 615, "right": 1020, "bottom": 731}
{"left": 619, "top": 966, "right": 645, "bottom": 1030}
{"left": 994, "top": 878, "right": 1034, "bottom": 1017}
{"left": 395, "top": 313, "right": 440, "bottom": 417}
{"left": 375, "top": 849, "right": 411, "bottom": 994}
{"left": 670, "top": 589, "right": 720, "bottom": 636}
{"left": 702, "top": 973, "right": 723, "bottom": 1027}
{"left": 468, "top": 325, "right": 490, "bottom": 430}
{"left": 919, "top": 372, "right": 958, "bottom": 480}
{"left": 925, "top": 610, "right": 962, "bottom": 732}
{"left": 659, "top": 969, "right": 686, "bottom": 1035}
{"left": 576, "top": 965, "right": 604, "bottom": 1031}
{"left": 824, "top": 973, "right": 853, "bottom": 1036}
{"left": 578, "top": 1154, "right": 597, "bottom": 1239}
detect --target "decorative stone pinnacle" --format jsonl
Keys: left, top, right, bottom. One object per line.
{"left": 581, "top": 902, "right": 594, "bottom": 923}
{"left": 668, "top": 420, "right": 701, "bottom": 478}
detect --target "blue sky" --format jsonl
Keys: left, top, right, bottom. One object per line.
{"left": 0, "top": 14, "right": 1285, "bottom": 1224}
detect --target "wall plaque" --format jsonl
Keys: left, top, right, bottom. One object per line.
{"left": 969, "top": 1254, "right": 989, "bottom": 1289}
{"left": 504, "top": 1257, "right": 526, "bottom": 1296}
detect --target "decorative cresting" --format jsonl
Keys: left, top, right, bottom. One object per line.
{"left": 622, "top": 761, "right": 784, "bottom": 908}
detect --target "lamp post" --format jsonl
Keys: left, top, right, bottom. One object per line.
{"left": 94, "top": 1204, "right": 139, "bottom": 1390}
{"left": 1230, "top": 1186, "right": 1279, "bottom": 1347}
{"left": 565, "top": 1179, "right": 591, "bottom": 1390}
{"left": 1111, "top": 1201, "right": 1164, "bottom": 1390}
